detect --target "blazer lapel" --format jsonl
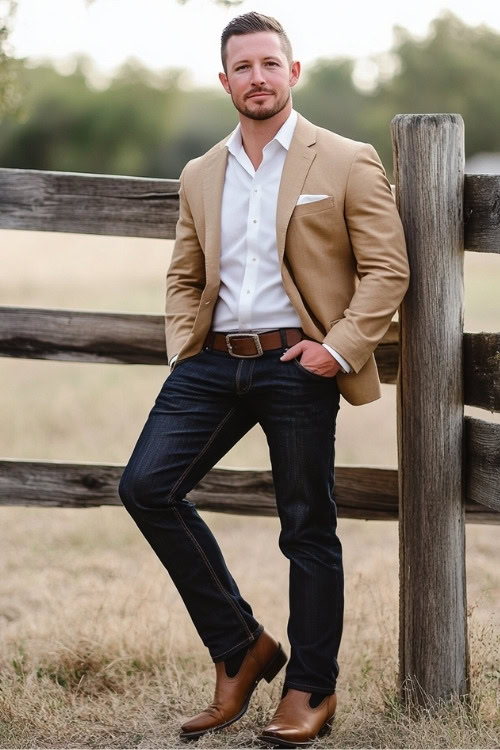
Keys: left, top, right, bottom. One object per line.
{"left": 202, "top": 140, "right": 229, "bottom": 285}
{"left": 276, "top": 115, "right": 317, "bottom": 265}
{"left": 201, "top": 115, "right": 317, "bottom": 278}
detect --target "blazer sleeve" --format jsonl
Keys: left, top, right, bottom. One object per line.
{"left": 165, "top": 165, "right": 206, "bottom": 363}
{"left": 322, "top": 143, "right": 410, "bottom": 373}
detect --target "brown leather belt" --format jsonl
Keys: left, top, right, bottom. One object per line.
{"left": 203, "top": 328, "right": 303, "bottom": 358}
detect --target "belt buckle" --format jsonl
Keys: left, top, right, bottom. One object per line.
{"left": 225, "top": 332, "right": 264, "bottom": 358}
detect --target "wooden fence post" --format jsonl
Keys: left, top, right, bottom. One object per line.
{"left": 391, "top": 114, "right": 469, "bottom": 703}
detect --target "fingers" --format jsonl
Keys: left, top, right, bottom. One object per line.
{"left": 280, "top": 341, "right": 307, "bottom": 361}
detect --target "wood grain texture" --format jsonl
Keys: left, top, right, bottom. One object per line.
{"left": 392, "top": 114, "right": 468, "bottom": 702}
{"left": 374, "top": 320, "right": 399, "bottom": 383}
{"left": 0, "top": 168, "right": 179, "bottom": 239}
{"left": 1, "top": 168, "right": 498, "bottom": 251}
{"left": 0, "top": 459, "right": 497, "bottom": 523}
{"left": 465, "top": 416, "right": 500, "bottom": 511}
{"left": 2, "top": 310, "right": 499, "bottom": 413}
{"left": 0, "top": 307, "right": 399, "bottom": 378}
{"left": 0, "top": 306, "right": 167, "bottom": 364}
{"left": 464, "top": 174, "right": 500, "bottom": 253}
{"left": 464, "top": 332, "right": 500, "bottom": 412}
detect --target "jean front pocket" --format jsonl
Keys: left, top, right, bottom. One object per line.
{"left": 292, "top": 357, "right": 336, "bottom": 382}
{"left": 171, "top": 350, "right": 205, "bottom": 372}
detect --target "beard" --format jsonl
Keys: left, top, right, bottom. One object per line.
{"left": 230, "top": 88, "right": 291, "bottom": 121}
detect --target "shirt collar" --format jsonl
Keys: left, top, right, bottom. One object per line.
{"left": 226, "top": 108, "right": 298, "bottom": 158}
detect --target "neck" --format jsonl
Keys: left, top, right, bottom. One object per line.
{"left": 239, "top": 102, "right": 292, "bottom": 170}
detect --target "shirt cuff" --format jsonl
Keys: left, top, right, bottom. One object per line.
{"left": 321, "top": 344, "right": 352, "bottom": 374}
{"left": 168, "top": 354, "right": 178, "bottom": 367}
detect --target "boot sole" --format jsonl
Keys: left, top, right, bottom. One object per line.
{"left": 258, "top": 716, "right": 335, "bottom": 748}
{"left": 179, "top": 642, "right": 288, "bottom": 741}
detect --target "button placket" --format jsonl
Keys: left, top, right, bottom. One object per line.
{"left": 238, "top": 176, "right": 261, "bottom": 329}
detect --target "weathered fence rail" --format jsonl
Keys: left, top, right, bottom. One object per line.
{"left": 1, "top": 311, "right": 499, "bottom": 413}
{"left": 0, "top": 169, "right": 179, "bottom": 238}
{"left": 0, "top": 114, "right": 499, "bottom": 705}
{"left": 1, "top": 167, "right": 500, "bottom": 250}
{"left": 0, "top": 421, "right": 495, "bottom": 519}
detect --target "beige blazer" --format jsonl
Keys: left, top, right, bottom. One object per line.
{"left": 165, "top": 113, "right": 409, "bottom": 405}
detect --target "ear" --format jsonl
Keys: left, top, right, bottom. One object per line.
{"left": 219, "top": 71, "right": 231, "bottom": 95}
{"left": 289, "top": 60, "right": 301, "bottom": 88}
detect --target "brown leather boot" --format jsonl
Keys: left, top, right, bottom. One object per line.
{"left": 259, "top": 688, "right": 337, "bottom": 747}
{"left": 179, "top": 629, "right": 287, "bottom": 740}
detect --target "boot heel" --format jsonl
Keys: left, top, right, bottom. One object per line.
{"left": 262, "top": 644, "right": 288, "bottom": 683}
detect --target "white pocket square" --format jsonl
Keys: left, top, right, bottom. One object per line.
{"left": 296, "top": 194, "right": 330, "bottom": 205}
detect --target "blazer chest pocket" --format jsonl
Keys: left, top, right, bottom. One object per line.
{"left": 291, "top": 196, "right": 334, "bottom": 218}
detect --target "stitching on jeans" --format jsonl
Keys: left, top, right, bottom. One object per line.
{"left": 238, "top": 359, "right": 255, "bottom": 394}
{"left": 213, "top": 634, "right": 255, "bottom": 661}
{"left": 236, "top": 360, "right": 243, "bottom": 394}
{"left": 172, "top": 505, "right": 253, "bottom": 640}
{"left": 292, "top": 358, "right": 332, "bottom": 382}
{"left": 166, "top": 407, "right": 236, "bottom": 504}
{"left": 213, "top": 623, "right": 262, "bottom": 659}
{"left": 165, "top": 406, "right": 253, "bottom": 641}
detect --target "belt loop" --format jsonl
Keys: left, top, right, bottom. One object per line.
{"left": 279, "top": 328, "right": 288, "bottom": 348}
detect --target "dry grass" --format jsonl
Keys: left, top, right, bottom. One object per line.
{"left": 0, "top": 509, "right": 498, "bottom": 748}
{"left": 0, "top": 230, "right": 499, "bottom": 748}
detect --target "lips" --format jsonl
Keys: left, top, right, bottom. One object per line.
{"left": 247, "top": 91, "right": 273, "bottom": 99}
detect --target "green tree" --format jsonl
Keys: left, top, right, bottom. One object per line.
{"left": 0, "top": 0, "right": 243, "bottom": 114}
{"left": 0, "top": 56, "right": 186, "bottom": 175}
{"left": 0, "top": 0, "right": 23, "bottom": 116}
{"left": 2, "top": 10, "right": 500, "bottom": 178}
{"left": 291, "top": 12, "right": 500, "bottom": 171}
{"left": 294, "top": 57, "right": 373, "bottom": 144}
{"left": 370, "top": 12, "right": 500, "bottom": 165}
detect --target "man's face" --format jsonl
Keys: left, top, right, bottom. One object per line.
{"left": 219, "top": 31, "right": 300, "bottom": 121}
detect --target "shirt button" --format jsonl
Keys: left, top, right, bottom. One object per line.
{"left": 252, "top": 257, "right": 256, "bottom": 261}
{"left": 246, "top": 289, "right": 251, "bottom": 294}
{"left": 253, "top": 219, "right": 257, "bottom": 223}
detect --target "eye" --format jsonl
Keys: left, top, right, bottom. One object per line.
{"left": 235, "top": 64, "right": 249, "bottom": 71}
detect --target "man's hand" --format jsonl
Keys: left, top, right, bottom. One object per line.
{"left": 280, "top": 340, "right": 341, "bottom": 377}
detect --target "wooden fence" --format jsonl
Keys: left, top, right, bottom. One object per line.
{"left": 0, "top": 114, "right": 498, "bottom": 706}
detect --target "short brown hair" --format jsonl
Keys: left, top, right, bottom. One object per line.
{"left": 220, "top": 12, "right": 293, "bottom": 72}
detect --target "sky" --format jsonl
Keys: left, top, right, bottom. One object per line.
{"left": 6, "top": 0, "right": 500, "bottom": 89}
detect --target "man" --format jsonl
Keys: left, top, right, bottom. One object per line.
{"left": 119, "top": 11, "right": 409, "bottom": 747}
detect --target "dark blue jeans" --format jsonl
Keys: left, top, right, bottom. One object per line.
{"left": 118, "top": 339, "right": 343, "bottom": 694}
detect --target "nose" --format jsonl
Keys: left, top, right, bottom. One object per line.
{"left": 250, "top": 65, "right": 266, "bottom": 87}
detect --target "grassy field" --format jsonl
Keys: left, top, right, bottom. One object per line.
{"left": 0, "top": 230, "right": 499, "bottom": 748}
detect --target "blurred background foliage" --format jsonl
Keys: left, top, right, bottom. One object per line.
{"left": 1, "top": 11, "right": 500, "bottom": 178}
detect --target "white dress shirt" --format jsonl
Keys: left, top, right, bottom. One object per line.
{"left": 172, "top": 109, "right": 351, "bottom": 373}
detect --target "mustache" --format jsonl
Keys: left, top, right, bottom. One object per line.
{"left": 245, "top": 88, "right": 275, "bottom": 98}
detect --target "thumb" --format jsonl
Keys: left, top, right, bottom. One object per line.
{"left": 280, "top": 341, "right": 306, "bottom": 361}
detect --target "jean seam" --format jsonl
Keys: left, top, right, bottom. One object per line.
{"left": 213, "top": 623, "right": 263, "bottom": 660}
{"left": 165, "top": 404, "right": 254, "bottom": 642}
{"left": 212, "top": 633, "right": 256, "bottom": 661}
{"left": 213, "top": 636, "right": 251, "bottom": 661}
{"left": 237, "top": 359, "right": 255, "bottom": 395}
{"left": 166, "top": 407, "right": 236, "bottom": 504}
{"left": 172, "top": 505, "right": 254, "bottom": 642}
{"left": 236, "top": 360, "right": 243, "bottom": 395}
